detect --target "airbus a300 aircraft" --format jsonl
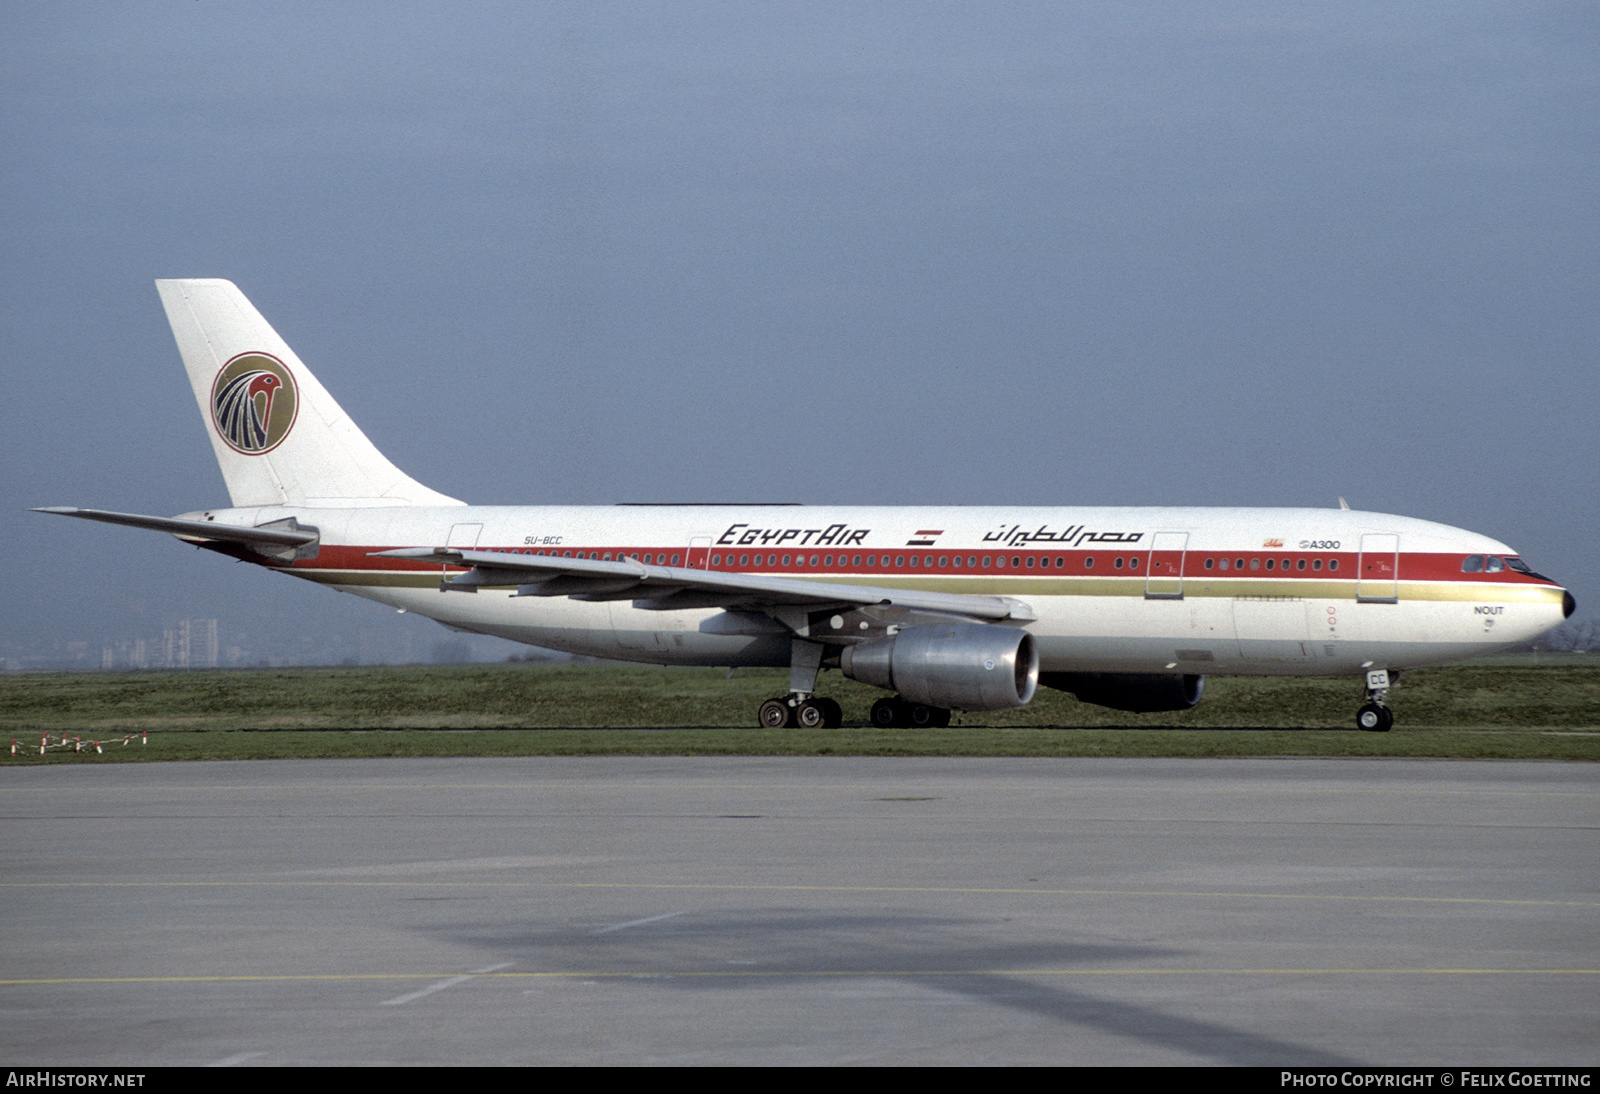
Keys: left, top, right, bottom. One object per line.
{"left": 40, "top": 280, "right": 1574, "bottom": 731}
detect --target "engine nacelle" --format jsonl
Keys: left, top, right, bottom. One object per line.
{"left": 840, "top": 624, "right": 1038, "bottom": 710}
{"left": 1040, "top": 672, "right": 1205, "bottom": 713}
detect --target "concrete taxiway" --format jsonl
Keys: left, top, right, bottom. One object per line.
{"left": 1, "top": 756, "right": 1595, "bottom": 1065}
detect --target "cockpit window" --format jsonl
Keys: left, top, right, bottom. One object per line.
{"left": 1461, "top": 555, "right": 1484, "bottom": 573}
{"left": 1503, "top": 556, "right": 1533, "bottom": 574}
{"left": 1484, "top": 556, "right": 1505, "bottom": 573}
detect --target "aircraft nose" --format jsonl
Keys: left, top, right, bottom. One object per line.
{"left": 1564, "top": 590, "right": 1576, "bottom": 619}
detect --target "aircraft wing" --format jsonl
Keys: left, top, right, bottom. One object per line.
{"left": 33, "top": 508, "right": 319, "bottom": 556}
{"left": 371, "top": 547, "right": 1037, "bottom": 624}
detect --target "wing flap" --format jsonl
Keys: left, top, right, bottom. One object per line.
{"left": 370, "top": 547, "right": 1036, "bottom": 622}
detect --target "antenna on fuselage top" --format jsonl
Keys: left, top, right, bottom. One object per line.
{"left": 1338, "top": 497, "right": 1350, "bottom": 510}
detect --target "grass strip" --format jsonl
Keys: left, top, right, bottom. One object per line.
{"left": 3, "top": 660, "right": 1597, "bottom": 762}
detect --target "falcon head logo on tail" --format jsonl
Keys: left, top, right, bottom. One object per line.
{"left": 211, "top": 352, "right": 297, "bottom": 454}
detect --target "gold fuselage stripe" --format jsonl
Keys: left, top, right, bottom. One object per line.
{"left": 284, "top": 568, "right": 1565, "bottom": 605}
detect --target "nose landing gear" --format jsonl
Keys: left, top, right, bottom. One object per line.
{"left": 1356, "top": 669, "right": 1395, "bottom": 732}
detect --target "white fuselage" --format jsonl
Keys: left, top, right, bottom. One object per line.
{"left": 189, "top": 502, "right": 1569, "bottom": 677}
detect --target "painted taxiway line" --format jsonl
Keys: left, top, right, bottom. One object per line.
{"left": 592, "top": 911, "right": 685, "bottom": 935}
{"left": 1, "top": 879, "right": 1594, "bottom": 908}
{"left": 206, "top": 1051, "right": 266, "bottom": 1067}
{"left": 379, "top": 961, "right": 513, "bottom": 1005}
{"left": 2, "top": 968, "right": 1597, "bottom": 988}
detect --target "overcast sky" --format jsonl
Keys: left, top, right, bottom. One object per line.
{"left": 3, "top": 2, "right": 1596, "bottom": 662}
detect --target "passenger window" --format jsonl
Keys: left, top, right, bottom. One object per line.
{"left": 1084, "top": 557, "right": 1093, "bottom": 568}
{"left": 809, "top": 555, "right": 819, "bottom": 567}
{"left": 895, "top": 556, "right": 904, "bottom": 567}
{"left": 853, "top": 555, "right": 862, "bottom": 567}
{"left": 1025, "top": 556, "right": 1035, "bottom": 568}
{"left": 1312, "top": 559, "right": 1322, "bottom": 570}
{"left": 1296, "top": 558, "right": 1305, "bottom": 571}
{"left": 1130, "top": 557, "right": 1139, "bottom": 568}
{"left": 823, "top": 555, "right": 833, "bottom": 566}
{"left": 1012, "top": 556, "right": 1021, "bottom": 568}
{"left": 672, "top": 554, "right": 680, "bottom": 565}
{"left": 982, "top": 556, "right": 992, "bottom": 568}
{"left": 1265, "top": 559, "right": 1275, "bottom": 570}
{"left": 1205, "top": 558, "right": 1214, "bottom": 569}
{"left": 939, "top": 556, "right": 948, "bottom": 567}
{"left": 866, "top": 555, "right": 875, "bottom": 566}
{"left": 1115, "top": 557, "right": 1124, "bottom": 569}
{"left": 1329, "top": 559, "right": 1339, "bottom": 571}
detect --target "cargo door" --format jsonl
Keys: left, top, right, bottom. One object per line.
{"left": 1233, "top": 598, "right": 1313, "bottom": 662}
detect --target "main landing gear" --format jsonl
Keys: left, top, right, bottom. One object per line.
{"left": 869, "top": 697, "right": 951, "bottom": 729}
{"left": 758, "top": 695, "right": 843, "bottom": 729}
{"left": 756, "top": 638, "right": 843, "bottom": 729}
{"left": 1356, "top": 668, "right": 1396, "bottom": 732}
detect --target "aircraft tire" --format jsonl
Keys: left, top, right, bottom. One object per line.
{"left": 795, "top": 699, "right": 828, "bottom": 729}
{"left": 1356, "top": 702, "right": 1393, "bottom": 732}
{"left": 816, "top": 697, "right": 843, "bottom": 728}
{"left": 869, "top": 698, "right": 900, "bottom": 729}
{"left": 758, "top": 698, "right": 793, "bottom": 729}
{"left": 908, "top": 703, "right": 951, "bottom": 729}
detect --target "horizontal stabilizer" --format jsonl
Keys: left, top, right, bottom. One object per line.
{"left": 33, "top": 507, "right": 318, "bottom": 557}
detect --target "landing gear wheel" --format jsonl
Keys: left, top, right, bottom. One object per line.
{"left": 870, "top": 698, "right": 901, "bottom": 729}
{"left": 816, "top": 697, "right": 843, "bottom": 728}
{"left": 908, "top": 703, "right": 951, "bottom": 729}
{"left": 795, "top": 699, "right": 828, "bottom": 729}
{"left": 758, "top": 698, "right": 793, "bottom": 729}
{"left": 1356, "top": 702, "right": 1393, "bottom": 732}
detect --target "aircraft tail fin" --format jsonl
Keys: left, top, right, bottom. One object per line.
{"left": 156, "top": 279, "right": 464, "bottom": 509}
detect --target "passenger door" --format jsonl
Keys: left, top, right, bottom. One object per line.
{"left": 1357, "top": 534, "right": 1400, "bottom": 603}
{"left": 1144, "top": 532, "right": 1188, "bottom": 599}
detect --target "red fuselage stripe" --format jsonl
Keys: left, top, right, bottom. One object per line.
{"left": 282, "top": 546, "right": 1558, "bottom": 587}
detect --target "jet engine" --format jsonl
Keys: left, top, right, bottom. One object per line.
{"left": 839, "top": 624, "right": 1038, "bottom": 711}
{"left": 1040, "top": 672, "right": 1205, "bottom": 713}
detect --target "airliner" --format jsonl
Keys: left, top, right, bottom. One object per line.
{"left": 37, "top": 280, "right": 1574, "bottom": 731}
